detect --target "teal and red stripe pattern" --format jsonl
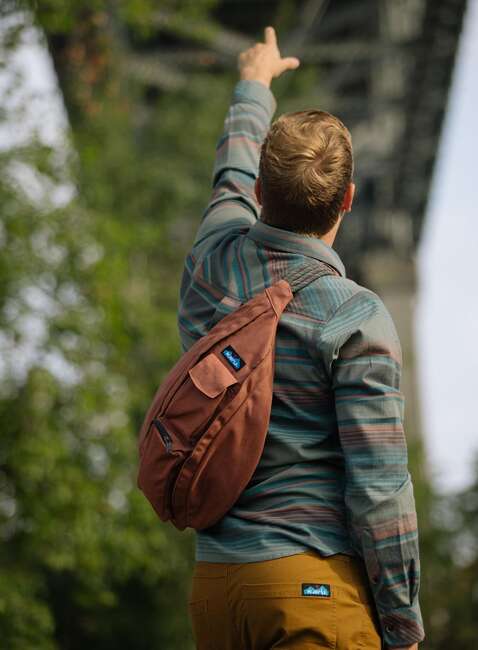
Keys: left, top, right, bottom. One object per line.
{"left": 177, "top": 80, "right": 424, "bottom": 646}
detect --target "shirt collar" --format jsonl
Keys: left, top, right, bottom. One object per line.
{"left": 246, "top": 220, "right": 346, "bottom": 278}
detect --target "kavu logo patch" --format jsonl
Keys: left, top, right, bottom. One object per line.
{"left": 302, "top": 583, "right": 331, "bottom": 598}
{"left": 221, "top": 345, "right": 245, "bottom": 371}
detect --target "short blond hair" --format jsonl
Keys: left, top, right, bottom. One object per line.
{"left": 259, "top": 110, "right": 353, "bottom": 236}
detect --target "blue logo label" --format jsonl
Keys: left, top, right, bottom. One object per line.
{"left": 221, "top": 345, "right": 245, "bottom": 371}
{"left": 302, "top": 583, "right": 331, "bottom": 597}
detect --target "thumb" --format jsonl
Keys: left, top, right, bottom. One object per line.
{"left": 279, "top": 57, "right": 300, "bottom": 72}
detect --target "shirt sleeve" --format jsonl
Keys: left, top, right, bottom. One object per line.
{"left": 190, "top": 79, "right": 277, "bottom": 260}
{"left": 321, "top": 289, "right": 425, "bottom": 648}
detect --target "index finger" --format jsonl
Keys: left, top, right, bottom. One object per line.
{"left": 264, "top": 26, "right": 277, "bottom": 47}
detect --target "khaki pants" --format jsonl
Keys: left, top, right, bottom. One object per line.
{"left": 188, "top": 550, "right": 382, "bottom": 649}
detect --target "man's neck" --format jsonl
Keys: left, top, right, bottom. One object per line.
{"left": 319, "top": 213, "right": 343, "bottom": 248}
{"left": 320, "top": 231, "right": 336, "bottom": 248}
{"left": 259, "top": 212, "right": 343, "bottom": 248}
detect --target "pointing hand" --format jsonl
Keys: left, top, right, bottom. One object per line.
{"left": 238, "top": 26, "right": 300, "bottom": 88}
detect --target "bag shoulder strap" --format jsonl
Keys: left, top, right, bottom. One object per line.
{"left": 284, "top": 259, "right": 339, "bottom": 294}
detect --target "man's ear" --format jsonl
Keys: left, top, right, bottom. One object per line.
{"left": 341, "top": 182, "right": 355, "bottom": 213}
{"left": 255, "top": 177, "right": 262, "bottom": 205}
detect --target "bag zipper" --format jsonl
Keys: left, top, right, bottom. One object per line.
{"left": 153, "top": 418, "right": 173, "bottom": 453}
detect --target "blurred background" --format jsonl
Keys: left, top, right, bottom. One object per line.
{"left": 0, "top": 0, "right": 477, "bottom": 648}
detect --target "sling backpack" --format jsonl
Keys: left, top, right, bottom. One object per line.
{"left": 137, "top": 258, "right": 336, "bottom": 531}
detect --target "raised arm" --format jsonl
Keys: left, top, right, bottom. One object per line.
{"left": 323, "top": 291, "right": 424, "bottom": 650}
{"left": 190, "top": 27, "right": 300, "bottom": 257}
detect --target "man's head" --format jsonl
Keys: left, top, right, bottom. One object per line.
{"left": 256, "top": 110, "right": 355, "bottom": 239}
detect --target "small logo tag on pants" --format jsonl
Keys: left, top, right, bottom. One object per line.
{"left": 302, "top": 583, "right": 331, "bottom": 597}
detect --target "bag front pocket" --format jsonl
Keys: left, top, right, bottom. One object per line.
{"left": 163, "top": 352, "right": 239, "bottom": 446}
{"left": 188, "top": 352, "right": 238, "bottom": 398}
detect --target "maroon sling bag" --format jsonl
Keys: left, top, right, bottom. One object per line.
{"left": 137, "top": 259, "right": 336, "bottom": 531}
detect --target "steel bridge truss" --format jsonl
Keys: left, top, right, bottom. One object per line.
{"left": 126, "top": 0, "right": 467, "bottom": 271}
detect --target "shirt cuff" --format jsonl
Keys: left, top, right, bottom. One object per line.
{"left": 379, "top": 604, "right": 425, "bottom": 647}
{"left": 232, "top": 79, "right": 277, "bottom": 118}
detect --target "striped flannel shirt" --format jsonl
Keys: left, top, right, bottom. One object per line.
{"left": 177, "top": 79, "right": 424, "bottom": 647}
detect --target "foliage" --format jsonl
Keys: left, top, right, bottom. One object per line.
{"left": 26, "top": 0, "right": 219, "bottom": 37}
{"left": 0, "top": 3, "right": 230, "bottom": 648}
{"left": 419, "top": 463, "right": 478, "bottom": 649}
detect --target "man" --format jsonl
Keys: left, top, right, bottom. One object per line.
{"left": 178, "top": 26, "right": 424, "bottom": 650}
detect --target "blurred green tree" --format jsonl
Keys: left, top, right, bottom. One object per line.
{"left": 0, "top": 1, "right": 227, "bottom": 648}
{"left": 420, "top": 460, "right": 478, "bottom": 650}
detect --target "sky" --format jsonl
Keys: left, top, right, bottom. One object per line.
{"left": 1, "top": 5, "right": 477, "bottom": 493}
{"left": 416, "top": 0, "right": 478, "bottom": 493}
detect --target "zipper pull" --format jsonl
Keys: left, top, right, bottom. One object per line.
{"left": 153, "top": 419, "right": 173, "bottom": 453}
